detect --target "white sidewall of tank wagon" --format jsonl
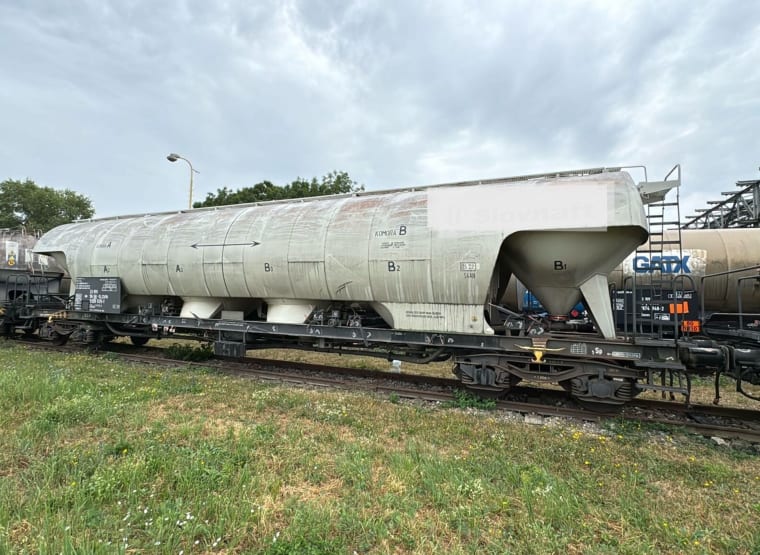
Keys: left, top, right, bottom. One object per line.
{"left": 324, "top": 195, "right": 383, "bottom": 301}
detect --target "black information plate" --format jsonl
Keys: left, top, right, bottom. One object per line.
{"left": 74, "top": 277, "right": 122, "bottom": 314}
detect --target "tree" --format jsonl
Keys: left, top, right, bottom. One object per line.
{"left": 195, "top": 170, "right": 363, "bottom": 208}
{"left": 0, "top": 179, "right": 95, "bottom": 233}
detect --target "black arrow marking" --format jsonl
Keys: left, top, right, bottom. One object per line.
{"left": 335, "top": 281, "right": 353, "bottom": 295}
{"left": 190, "top": 241, "right": 260, "bottom": 249}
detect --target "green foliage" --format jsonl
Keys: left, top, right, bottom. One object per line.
{"left": 0, "top": 178, "right": 94, "bottom": 233}
{"left": 195, "top": 170, "right": 363, "bottom": 207}
{"left": 165, "top": 342, "right": 214, "bottom": 362}
{"left": 447, "top": 389, "right": 497, "bottom": 410}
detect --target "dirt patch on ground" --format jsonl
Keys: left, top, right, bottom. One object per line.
{"left": 8, "top": 520, "right": 32, "bottom": 548}
{"left": 280, "top": 477, "right": 344, "bottom": 503}
{"left": 145, "top": 398, "right": 252, "bottom": 438}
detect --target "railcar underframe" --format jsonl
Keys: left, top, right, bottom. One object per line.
{"left": 36, "top": 306, "right": 739, "bottom": 408}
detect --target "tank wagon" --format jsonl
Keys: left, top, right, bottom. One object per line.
{"left": 11, "top": 167, "right": 760, "bottom": 407}
{"left": 0, "top": 228, "right": 67, "bottom": 335}
{"left": 611, "top": 229, "right": 760, "bottom": 314}
{"left": 0, "top": 228, "right": 64, "bottom": 296}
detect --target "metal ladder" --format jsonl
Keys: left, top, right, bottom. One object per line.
{"left": 632, "top": 165, "right": 692, "bottom": 401}
{"left": 634, "top": 165, "right": 684, "bottom": 338}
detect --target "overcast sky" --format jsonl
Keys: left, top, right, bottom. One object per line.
{"left": 1, "top": 0, "right": 758, "bottom": 220}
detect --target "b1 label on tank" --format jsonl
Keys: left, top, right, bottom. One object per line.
{"left": 74, "top": 277, "right": 122, "bottom": 314}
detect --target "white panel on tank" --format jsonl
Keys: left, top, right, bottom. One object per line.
{"left": 89, "top": 219, "right": 131, "bottom": 279}
{"left": 428, "top": 179, "right": 609, "bottom": 232}
{"left": 368, "top": 192, "right": 433, "bottom": 302}
{"left": 287, "top": 198, "right": 343, "bottom": 298}
{"left": 118, "top": 217, "right": 167, "bottom": 295}
{"left": 200, "top": 208, "right": 245, "bottom": 297}
{"left": 430, "top": 230, "right": 499, "bottom": 305}
{"left": 165, "top": 211, "right": 219, "bottom": 296}
{"left": 231, "top": 206, "right": 274, "bottom": 298}
{"left": 140, "top": 215, "right": 178, "bottom": 296}
{"left": 255, "top": 203, "right": 312, "bottom": 298}
{"left": 324, "top": 195, "right": 383, "bottom": 301}
{"left": 66, "top": 221, "right": 114, "bottom": 280}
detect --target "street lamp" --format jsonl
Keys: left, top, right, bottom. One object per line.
{"left": 166, "top": 152, "right": 199, "bottom": 209}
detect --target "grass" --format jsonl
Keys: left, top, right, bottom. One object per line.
{"left": 1, "top": 340, "right": 759, "bottom": 554}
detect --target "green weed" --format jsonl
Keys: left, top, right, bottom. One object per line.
{"left": 446, "top": 389, "right": 497, "bottom": 410}
{"left": 165, "top": 342, "right": 213, "bottom": 361}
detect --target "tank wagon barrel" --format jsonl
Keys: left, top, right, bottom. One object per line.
{"left": 34, "top": 170, "right": 647, "bottom": 340}
{"left": 611, "top": 229, "right": 760, "bottom": 313}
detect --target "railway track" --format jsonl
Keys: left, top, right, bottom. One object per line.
{"left": 9, "top": 338, "right": 760, "bottom": 443}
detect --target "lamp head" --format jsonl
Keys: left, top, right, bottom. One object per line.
{"left": 167, "top": 153, "right": 180, "bottom": 162}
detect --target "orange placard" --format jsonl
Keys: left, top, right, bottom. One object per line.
{"left": 669, "top": 301, "right": 690, "bottom": 314}
{"left": 681, "top": 320, "right": 701, "bottom": 333}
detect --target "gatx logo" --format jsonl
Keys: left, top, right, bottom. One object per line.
{"left": 633, "top": 255, "right": 691, "bottom": 274}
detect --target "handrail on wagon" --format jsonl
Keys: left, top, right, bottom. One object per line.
{"left": 699, "top": 264, "right": 760, "bottom": 323}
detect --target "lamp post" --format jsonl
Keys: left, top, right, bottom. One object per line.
{"left": 166, "top": 153, "right": 199, "bottom": 209}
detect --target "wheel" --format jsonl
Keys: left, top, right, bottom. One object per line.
{"left": 130, "top": 336, "right": 150, "bottom": 346}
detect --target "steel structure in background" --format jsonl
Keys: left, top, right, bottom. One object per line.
{"left": 682, "top": 178, "right": 760, "bottom": 229}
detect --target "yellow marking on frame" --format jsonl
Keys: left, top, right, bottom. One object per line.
{"left": 517, "top": 344, "right": 565, "bottom": 363}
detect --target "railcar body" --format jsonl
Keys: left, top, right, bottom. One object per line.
{"left": 612, "top": 229, "right": 760, "bottom": 313}
{"left": 0, "top": 229, "right": 68, "bottom": 335}
{"left": 4, "top": 166, "right": 755, "bottom": 408}
{"left": 0, "top": 228, "right": 65, "bottom": 298}
{"left": 34, "top": 171, "right": 647, "bottom": 340}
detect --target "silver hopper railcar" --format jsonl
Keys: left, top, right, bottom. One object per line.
{"left": 29, "top": 167, "right": 759, "bottom": 407}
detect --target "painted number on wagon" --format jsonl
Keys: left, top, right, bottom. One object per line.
{"left": 264, "top": 263, "right": 273, "bottom": 272}
{"left": 388, "top": 261, "right": 400, "bottom": 272}
{"left": 554, "top": 260, "right": 567, "bottom": 271}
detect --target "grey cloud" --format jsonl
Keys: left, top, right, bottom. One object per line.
{"left": 0, "top": 0, "right": 757, "bottom": 217}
